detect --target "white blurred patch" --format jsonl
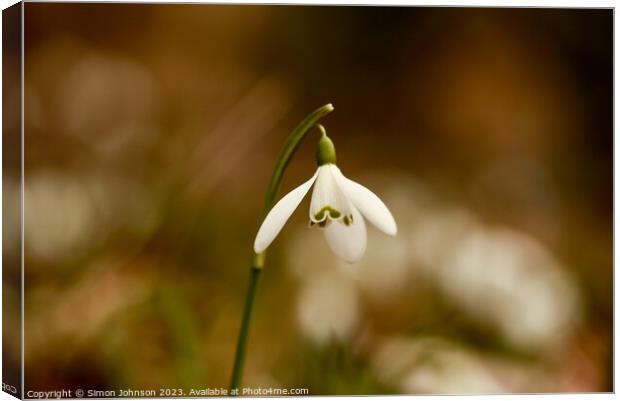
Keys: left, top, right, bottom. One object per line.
{"left": 372, "top": 336, "right": 506, "bottom": 394}
{"left": 350, "top": 177, "right": 431, "bottom": 301}
{"left": 25, "top": 172, "right": 97, "bottom": 261}
{"left": 409, "top": 206, "right": 481, "bottom": 274}
{"left": 286, "top": 226, "right": 336, "bottom": 281}
{"left": 297, "top": 269, "right": 360, "bottom": 346}
{"left": 439, "top": 227, "right": 580, "bottom": 352}
{"left": 24, "top": 171, "right": 159, "bottom": 263}
{"left": 351, "top": 229, "right": 410, "bottom": 302}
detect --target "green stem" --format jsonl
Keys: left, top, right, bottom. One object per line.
{"left": 229, "top": 264, "right": 261, "bottom": 394}
{"left": 229, "top": 103, "right": 334, "bottom": 393}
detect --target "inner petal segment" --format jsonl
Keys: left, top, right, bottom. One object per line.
{"left": 309, "top": 165, "right": 351, "bottom": 225}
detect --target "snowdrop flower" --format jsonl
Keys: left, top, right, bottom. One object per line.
{"left": 253, "top": 128, "right": 397, "bottom": 263}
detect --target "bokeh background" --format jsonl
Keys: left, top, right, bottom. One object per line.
{"left": 3, "top": 4, "right": 613, "bottom": 395}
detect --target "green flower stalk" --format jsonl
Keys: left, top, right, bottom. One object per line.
{"left": 229, "top": 103, "right": 335, "bottom": 392}
{"left": 230, "top": 103, "right": 397, "bottom": 392}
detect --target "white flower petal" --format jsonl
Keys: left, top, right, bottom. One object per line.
{"left": 324, "top": 205, "right": 367, "bottom": 263}
{"left": 330, "top": 165, "right": 397, "bottom": 236}
{"left": 310, "top": 165, "right": 351, "bottom": 222}
{"left": 253, "top": 170, "right": 318, "bottom": 253}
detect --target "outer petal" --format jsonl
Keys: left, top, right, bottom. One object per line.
{"left": 324, "top": 205, "right": 367, "bottom": 263}
{"left": 330, "top": 165, "right": 397, "bottom": 236}
{"left": 253, "top": 171, "right": 318, "bottom": 253}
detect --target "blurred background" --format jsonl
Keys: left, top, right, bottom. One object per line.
{"left": 3, "top": 4, "right": 612, "bottom": 395}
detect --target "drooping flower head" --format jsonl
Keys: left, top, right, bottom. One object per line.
{"left": 254, "top": 126, "right": 397, "bottom": 263}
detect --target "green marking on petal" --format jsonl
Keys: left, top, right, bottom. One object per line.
{"left": 310, "top": 218, "right": 330, "bottom": 229}
{"left": 343, "top": 213, "right": 354, "bottom": 226}
{"left": 314, "top": 206, "right": 342, "bottom": 221}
